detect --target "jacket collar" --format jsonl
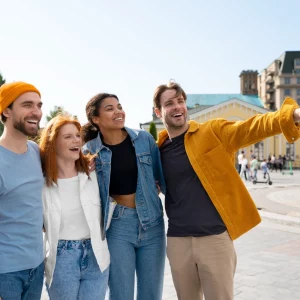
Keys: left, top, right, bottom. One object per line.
{"left": 89, "top": 127, "right": 139, "bottom": 154}
{"left": 157, "top": 120, "right": 199, "bottom": 147}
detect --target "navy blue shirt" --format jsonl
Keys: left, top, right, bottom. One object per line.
{"left": 160, "top": 131, "right": 226, "bottom": 237}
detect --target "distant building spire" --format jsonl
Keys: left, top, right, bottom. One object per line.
{"left": 239, "top": 70, "right": 258, "bottom": 95}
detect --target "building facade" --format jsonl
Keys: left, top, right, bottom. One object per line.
{"left": 258, "top": 51, "right": 300, "bottom": 110}
{"left": 141, "top": 63, "right": 300, "bottom": 168}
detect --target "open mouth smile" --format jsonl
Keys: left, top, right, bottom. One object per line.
{"left": 26, "top": 119, "right": 38, "bottom": 125}
{"left": 69, "top": 147, "right": 80, "bottom": 152}
{"left": 172, "top": 113, "right": 183, "bottom": 118}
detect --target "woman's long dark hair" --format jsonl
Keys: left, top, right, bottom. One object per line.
{"left": 82, "top": 93, "right": 118, "bottom": 143}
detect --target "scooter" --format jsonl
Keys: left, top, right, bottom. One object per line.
{"left": 252, "top": 172, "right": 272, "bottom": 185}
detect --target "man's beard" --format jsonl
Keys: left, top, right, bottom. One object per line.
{"left": 13, "top": 119, "right": 39, "bottom": 137}
{"left": 165, "top": 114, "right": 187, "bottom": 129}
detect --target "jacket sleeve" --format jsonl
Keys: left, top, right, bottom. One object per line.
{"left": 210, "top": 97, "right": 300, "bottom": 153}
{"left": 148, "top": 133, "right": 166, "bottom": 195}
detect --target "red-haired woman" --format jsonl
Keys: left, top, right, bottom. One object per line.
{"left": 40, "top": 115, "right": 110, "bottom": 300}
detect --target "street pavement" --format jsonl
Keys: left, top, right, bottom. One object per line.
{"left": 42, "top": 170, "right": 300, "bottom": 300}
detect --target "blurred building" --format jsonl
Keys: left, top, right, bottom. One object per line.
{"left": 141, "top": 55, "right": 300, "bottom": 167}
{"left": 258, "top": 51, "right": 300, "bottom": 110}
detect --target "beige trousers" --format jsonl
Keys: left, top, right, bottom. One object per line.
{"left": 167, "top": 231, "right": 237, "bottom": 300}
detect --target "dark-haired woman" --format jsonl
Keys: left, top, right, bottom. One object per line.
{"left": 82, "top": 93, "right": 166, "bottom": 300}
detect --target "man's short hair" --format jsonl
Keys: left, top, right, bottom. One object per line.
{"left": 0, "top": 102, "right": 13, "bottom": 124}
{"left": 153, "top": 82, "right": 187, "bottom": 110}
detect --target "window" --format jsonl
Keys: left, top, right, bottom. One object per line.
{"left": 284, "top": 89, "right": 291, "bottom": 96}
{"left": 254, "top": 141, "right": 264, "bottom": 161}
{"left": 286, "top": 142, "right": 295, "bottom": 161}
{"left": 297, "top": 98, "right": 300, "bottom": 105}
{"left": 284, "top": 77, "right": 291, "bottom": 84}
{"left": 297, "top": 78, "right": 300, "bottom": 84}
{"left": 297, "top": 89, "right": 300, "bottom": 95}
{"left": 295, "top": 59, "right": 300, "bottom": 66}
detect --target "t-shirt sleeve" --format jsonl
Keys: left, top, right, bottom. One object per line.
{"left": 0, "top": 173, "right": 4, "bottom": 197}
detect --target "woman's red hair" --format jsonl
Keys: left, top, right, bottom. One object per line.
{"left": 39, "top": 115, "right": 90, "bottom": 186}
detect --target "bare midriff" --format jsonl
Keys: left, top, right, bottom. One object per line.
{"left": 111, "top": 193, "right": 136, "bottom": 208}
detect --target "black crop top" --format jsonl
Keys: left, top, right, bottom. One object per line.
{"left": 103, "top": 134, "right": 138, "bottom": 195}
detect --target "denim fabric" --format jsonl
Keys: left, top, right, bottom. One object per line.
{"left": 82, "top": 128, "right": 166, "bottom": 233}
{"left": 47, "top": 239, "right": 109, "bottom": 300}
{"left": 0, "top": 262, "right": 44, "bottom": 300}
{"left": 107, "top": 204, "right": 166, "bottom": 300}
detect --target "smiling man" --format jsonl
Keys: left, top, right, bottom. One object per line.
{"left": 153, "top": 81, "right": 300, "bottom": 300}
{"left": 0, "top": 82, "right": 44, "bottom": 300}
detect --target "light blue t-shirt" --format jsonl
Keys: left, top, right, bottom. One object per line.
{"left": 0, "top": 140, "right": 44, "bottom": 273}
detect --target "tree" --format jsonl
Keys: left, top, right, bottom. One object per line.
{"left": 0, "top": 73, "right": 5, "bottom": 86}
{"left": 0, "top": 73, "right": 6, "bottom": 136}
{"left": 149, "top": 122, "right": 157, "bottom": 141}
{"left": 45, "top": 106, "right": 68, "bottom": 123}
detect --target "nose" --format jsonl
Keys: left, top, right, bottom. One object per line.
{"left": 31, "top": 106, "right": 42, "bottom": 118}
{"left": 74, "top": 135, "right": 80, "bottom": 142}
{"left": 173, "top": 102, "right": 182, "bottom": 110}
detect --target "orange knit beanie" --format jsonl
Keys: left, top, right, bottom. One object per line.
{"left": 0, "top": 81, "right": 41, "bottom": 114}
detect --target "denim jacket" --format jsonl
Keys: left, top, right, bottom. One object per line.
{"left": 83, "top": 127, "right": 166, "bottom": 233}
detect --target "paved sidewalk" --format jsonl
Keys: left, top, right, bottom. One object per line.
{"left": 41, "top": 217, "right": 300, "bottom": 300}
{"left": 163, "top": 219, "right": 300, "bottom": 300}
{"left": 42, "top": 171, "right": 300, "bottom": 299}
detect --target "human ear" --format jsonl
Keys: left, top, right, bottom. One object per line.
{"left": 154, "top": 108, "right": 161, "bottom": 118}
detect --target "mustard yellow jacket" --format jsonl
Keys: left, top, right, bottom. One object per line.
{"left": 157, "top": 98, "right": 300, "bottom": 240}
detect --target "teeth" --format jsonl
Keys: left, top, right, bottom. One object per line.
{"left": 115, "top": 118, "right": 123, "bottom": 120}
{"left": 27, "top": 120, "right": 37, "bottom": 124}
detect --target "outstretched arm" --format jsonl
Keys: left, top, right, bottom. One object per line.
{"left": 211, "top": 97, "right": 300, "bottom": 153}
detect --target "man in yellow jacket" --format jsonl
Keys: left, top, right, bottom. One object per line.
{"left": 153, "top": 81, "right": 300, "bottom": 300}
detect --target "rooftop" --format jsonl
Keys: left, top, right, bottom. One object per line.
{"left": 186, "top": 93, "right": 264, "bottom": 108}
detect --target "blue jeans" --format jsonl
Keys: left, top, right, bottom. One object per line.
{"left": 47, "top": 239, "right": 109, "bottom": 300}
{"left": 106, "top": 204, "right": 166, "bottom": 300}
{"left": 0, "top": 262, "right": 44, "bottom": 300}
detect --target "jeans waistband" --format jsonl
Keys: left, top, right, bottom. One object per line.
{"left": 114, "top": 203, "right": 138, "bottom": 216}
{"left": 57, "top": 239, "right": 91, "bottom": 249}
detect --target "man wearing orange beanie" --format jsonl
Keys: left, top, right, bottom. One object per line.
{"left": 0, "top": 82, "right": 44, "bottom": 300}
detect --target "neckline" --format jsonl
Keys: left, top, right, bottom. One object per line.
{"left": 102, "top": 133, "right": 129, "bottom": 148}
{"left": 57, "top": 175, "right": 79, "bottom": 182}
{"left": 0, "top": 143, "right": 30, "bottom": 156}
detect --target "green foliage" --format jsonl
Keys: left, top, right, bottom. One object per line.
{"left": 149, "top": 122, "right": 157, "bottom": 141}
{"left": 0, "top": 122, "right": 3, "bottom": 136}
{"left": 45, "top": 106, "right": 67, "bottom": 123}
{"left": 0, "top": 73, "right": 5, "bottom": 87}
{"left": 0, "top": 73, "right": 6, "bottom": 136}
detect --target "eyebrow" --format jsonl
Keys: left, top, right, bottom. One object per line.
{"left": 165, "top": 100, "right": 174, "bottom": 104}
{"left": 104, "top": 103, "right": 122, "bottom": 109}
{"left": 62, "top": 133, "right": 79, "bottom": 136}
{"left": 21, "top": 100, "right": 43, "bottom": 105}
{"left": 104, "top": 104, "right": 113, "bottom": 108}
